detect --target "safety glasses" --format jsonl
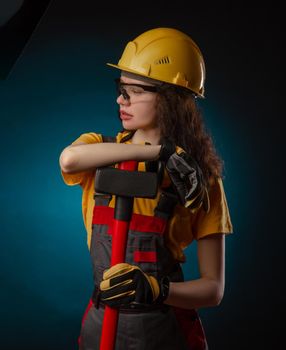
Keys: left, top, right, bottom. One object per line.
{"left": 115, "top": 78, "right": 158, "bottom": 101}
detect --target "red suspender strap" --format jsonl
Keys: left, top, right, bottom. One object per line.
{"left": 92, "top": 206, "right": 166, "bottom": 235}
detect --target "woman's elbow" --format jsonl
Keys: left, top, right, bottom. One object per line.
{"left": 59, "top": 148, "right": 78, "bottom": 173}
{"left": 210, "top": 283, "right": 225, "bottom": 306}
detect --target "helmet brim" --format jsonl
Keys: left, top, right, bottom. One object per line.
{"left": 107, "top": 63, "right": 151, "bottom": 80}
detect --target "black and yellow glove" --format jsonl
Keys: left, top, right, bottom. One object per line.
{"left": 98, "top": 263, "right": 169, "bottom": 308}
{"left": 159, "top": 139, "right": 210, "bottom": 213}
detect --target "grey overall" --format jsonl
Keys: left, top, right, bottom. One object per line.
{"left": 78, "top": 134, "right": 207, "bottom": 349}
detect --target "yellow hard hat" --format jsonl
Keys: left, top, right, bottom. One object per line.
{"left": 107, "top": 27, "right": 206, "bottom": 98}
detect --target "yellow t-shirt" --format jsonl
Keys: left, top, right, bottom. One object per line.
{"left": 61, "top": 131, "right": 233, "bottom": 262}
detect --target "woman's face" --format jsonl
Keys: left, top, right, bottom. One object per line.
{"left": 116, "top": 74, "right": 158, "bottom": 131}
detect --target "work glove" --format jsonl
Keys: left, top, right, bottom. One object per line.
{"left": 98, "top": 263, "right": 170, "bottom": 308}
{"left": 159, "top": 139, "right": 210, "bottom": 213}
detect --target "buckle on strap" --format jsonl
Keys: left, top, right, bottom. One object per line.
{"left": 93, "top": 192, "right": 112, "bottom": 206}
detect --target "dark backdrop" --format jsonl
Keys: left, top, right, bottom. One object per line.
{"left": 0, "top": 1, "right": 284, "bottom": 349}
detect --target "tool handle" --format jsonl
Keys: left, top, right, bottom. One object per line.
{"left": 99, "top": 160, "right": 138, "bottom": 350}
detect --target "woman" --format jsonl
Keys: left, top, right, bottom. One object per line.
{"left": 59, "top": 27, "right": 233, "bottom": 350}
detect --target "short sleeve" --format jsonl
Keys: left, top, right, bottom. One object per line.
{"left": 192, "top": 177, "right": 233, "bottom": 240}
{"left": 61, "top": 132, "right": 103, "bottom": 187}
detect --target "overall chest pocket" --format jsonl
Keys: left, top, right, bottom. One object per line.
{"left": 125, "top": 231, "right": 175, "bottom": 279}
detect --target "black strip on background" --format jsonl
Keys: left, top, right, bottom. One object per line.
{"left": 0, "top": 0, "right": 52, "bottom": 79}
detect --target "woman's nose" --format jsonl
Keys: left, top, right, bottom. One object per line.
{"left": 116, "top": 94, "right": 130, "bottom": 105}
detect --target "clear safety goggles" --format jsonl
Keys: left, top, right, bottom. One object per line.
{"left": 115, "top": 78, "right": 158, "bottom": 101}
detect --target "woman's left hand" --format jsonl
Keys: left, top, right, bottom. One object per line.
{"left": 159, "top": 139, "right": 210, "bottom": 212}
{"left": 98, "top": 263, "right": 168, "bottom": 308}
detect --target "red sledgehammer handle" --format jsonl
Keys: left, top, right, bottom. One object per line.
{"left": 99, "top": 160, "right": 138, "bottom": 350}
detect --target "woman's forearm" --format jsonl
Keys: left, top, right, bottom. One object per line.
{"left": 59, "top": 143, "right": 161, "bottom": 173}
{"left": 165, "top": 277, "right": 224, "bottom": 310}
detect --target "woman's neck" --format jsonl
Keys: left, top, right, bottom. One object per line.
{"left": 131, "top": 128, "right": 161, "bottom": 145}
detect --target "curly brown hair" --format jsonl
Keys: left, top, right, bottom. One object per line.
{"left": 155, "top": 84, "right": 224, "bottom": 184}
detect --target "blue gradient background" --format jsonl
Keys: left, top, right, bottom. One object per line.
{"left": 0, "top": 2, "right": 283, "bottom": 349}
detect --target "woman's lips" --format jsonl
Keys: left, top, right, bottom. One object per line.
{"left": 120, "top": 111, "right": 133, "bottom": 120}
